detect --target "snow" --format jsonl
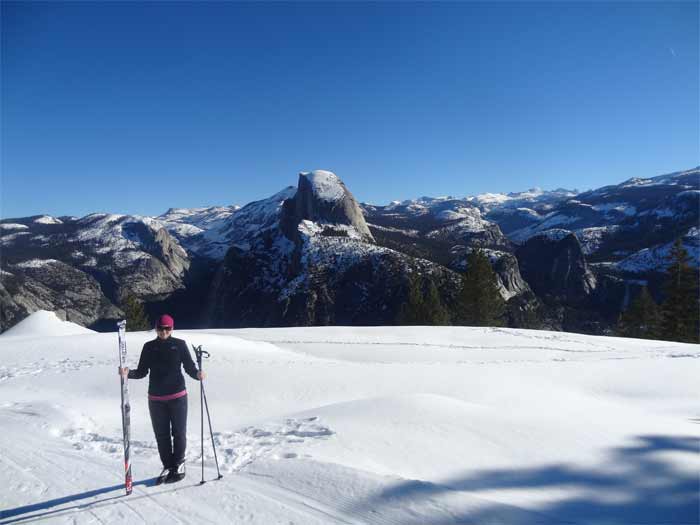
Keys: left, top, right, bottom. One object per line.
{"left": 0, "top": 310, "right": 95, "bottom": 338}
{"left": 0, "top": 231, "right": 30, "bottom": 245}
{"left": 157, "top": 205, "right": 241, "bottom": 247}
{"left": 33, "top": 215, "right": 63, "bottom": 225}
{"left": 471, "top": 192, "right": 511, "bottom": 205}
{"left": 575, "top": 225, "right": 620, "bottom": 255}
{"left": 0, "top": 323, "right": 697, "bottom": 524}
{"left": 530, "top": 228, "right": 572, "bottom": 242}
{"left": 427, "top": 209, "right": 489, "bottom": 237}
{"left": 14, "top": 258, "right": 61, "bottom": 269}
{"left": 617, "top": 227, "right": 700, "bottom": 273}
{"left": 509, "top": 213, "right": 581, "bottom": 242}
{"left": 434, "top": 207, "right": 475, "bottom": 221}
{"left": 299, "top": 170, "right": 346, "bottom": 202}
{"left": 0, "top": 223, "right": 29, "bottom": 231}
{"left": 194, "top": 186, "right": 296, "bottom": 260}
{"left": 591, "top": 202, "right": 637, "bottom": 216}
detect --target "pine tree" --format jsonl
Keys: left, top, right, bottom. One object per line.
{"left": 455, "top": 249, "right": 505, "bottom": 326}
{"left": 617, "top": 286, "right": 660, "bottom": 339}
{"left": 660, "top": 239, "right": 699, "bottom": 343}
{"left": 423, "top": 280, "right": 450, "bottom": 325}
{"left": 120, "top": 294, "right": 151, "bottom": 331}
{"left": 397, "top": 277, "right": 450, "bottom": 325}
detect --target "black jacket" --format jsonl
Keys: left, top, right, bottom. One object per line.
{"left": 128, "top": 336, "right": 200, "bottom": 396}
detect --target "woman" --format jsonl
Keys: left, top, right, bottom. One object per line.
{"left": 118, "top": 314, "right": 205, "bottom": 484}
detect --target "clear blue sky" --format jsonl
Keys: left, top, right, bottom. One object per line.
{"left": 2, "top": 1, "right": 698, "bottom": 219}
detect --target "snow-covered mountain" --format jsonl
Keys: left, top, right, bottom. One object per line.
{"left": 156, "top": 205, "right": 240, "bottom": 258}
{"left": 1, "top": 167, "right": 698, "bottom": 335}
{"left": 1, "top": 213, "right": 190, "bottom": 330}
{"left": 208, "top": 170, "right": 461, "bottom": 327}
{"left": 503, "top": 167, "right": 700, "bottom": 272}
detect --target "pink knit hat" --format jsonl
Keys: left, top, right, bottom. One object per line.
{"left": 156, "top": 314, "right": 174, "bottom": 329}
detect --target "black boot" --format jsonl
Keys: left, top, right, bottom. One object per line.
{"left": 155, "top": 467, "right": 170, "bottom": 485}
{"left": 166, "top": 462, "right": 186, "bottom": 483}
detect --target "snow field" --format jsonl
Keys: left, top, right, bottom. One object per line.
{"left": 0, "top": 314, "right": 698, "bottom": 524}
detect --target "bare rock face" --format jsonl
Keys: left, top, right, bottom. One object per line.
{"left": 0, "top": 261, "right": 121, "bottom": 330}
{"left": 449, "top": 247, "right": 530, "bottom": 301}
{"left": 516, "top": 230, "right": 597, "bottom": 302}
{"left": 282, "top": 171, "right": 374, "bottom": 243}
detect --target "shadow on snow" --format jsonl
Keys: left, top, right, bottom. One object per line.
{"left": 1, "top": 435, "right": 698, "bottom": 524}
{"left": 0, "top": 478, "right": 165, "bottom": 524}
{"left": 347, "top": 434, "right": 699, "bottom": 525}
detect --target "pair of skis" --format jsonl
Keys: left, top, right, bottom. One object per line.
{"left": 117, "top": 320, "right": 133, "bottom": 495}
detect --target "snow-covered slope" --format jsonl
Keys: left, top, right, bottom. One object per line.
{"left": 0, "top": 323, "right": 697, "bottom": 524}
{"left": 504, "top": 167, "right": 700, "bottom": 268}
{"left": 0, "top": 310, "right": 95, "bottom": 338}
{"left": 161, "top": 188, "right": 294, "bottom": 259}
{"left": 156, "top": 205, "right": 240, "bottom": 254}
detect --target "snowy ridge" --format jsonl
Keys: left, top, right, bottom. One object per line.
{"left": 0, "top": 223, "right": 28, "bottom": 231}
{"left": 33, "top": 215, "right": 63, "bottom": 225}
{"left": 468, "top": 187, "right": 577, "bottom": 213}
{"left": 157, "top": 204, "right": 240, "bottom": 250}
{"left": 426, "top": 209, "right": 491, "bottom": 237}
{"left": 616, "top": 226, "right": 700, "bottom": 273}
{"left": 508, "top": 213, "right": 581, "bottom": 243}
{"left": 74, "top": 213, "right": 187, "bottom": 268}
{"left": 221, "top": 187, "right": 297, "bottom": 253}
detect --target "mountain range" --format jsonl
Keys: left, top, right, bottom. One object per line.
{"left": 1, "top": 167, "right": 698, "bottom": 334}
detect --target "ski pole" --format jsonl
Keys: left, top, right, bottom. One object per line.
{"left": 193, "top": 345, "right": 223, "bottom": 483}
{"left": 194, "top": 345, "right": 205, "bottom": 484}
{"left": 202, "top": 383, "right": 223, "bottom": 480}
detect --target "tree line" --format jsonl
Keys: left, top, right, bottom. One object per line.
{"left": 616, "top": 239, "right": 699, "bottom": 344}
{"left": 397, "top": 248, "right": 506, "bottom": 328}
{"left": 398, "top": 241, "right": 699, "bottom": 344}
{"left": 121, "top": 240, "right": 698, "bottom": 344}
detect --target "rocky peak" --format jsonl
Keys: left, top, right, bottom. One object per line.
{"left": 282, "top": 170, "right": 374, "bottom": 242}
{"left": 516, "top": 231, "right": 597, "bottom": 302}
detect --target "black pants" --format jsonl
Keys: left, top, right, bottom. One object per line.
{"left": 148, "top": 395, "right": 188, "bottom": 469}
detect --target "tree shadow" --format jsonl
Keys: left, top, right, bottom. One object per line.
{"left": 0, "top": 478, "right": 158, "bottom": 524}
{"left": 347, "top": 434, "right": 699, "bottom": 524}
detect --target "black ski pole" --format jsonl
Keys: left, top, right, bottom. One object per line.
{"left": 202, "top": 383, "right": 223, "bottom": 480}
{"left": 193, "top": 345, "right": 223, "bottom": 483}
{"left": 194, "top": 345, "right": 206, "bottom": 485}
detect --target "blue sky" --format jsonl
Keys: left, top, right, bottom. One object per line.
{"left": 2, "top": 1, "right": 698, "bottom": 218}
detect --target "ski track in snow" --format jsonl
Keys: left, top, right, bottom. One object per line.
{"left": 0, "top": 404, "right": 340, "bottom": 525}
{"left": 0, "top": 357, "right": 107, "bottom": 383}
{"left": 55, "top": 411, "right": 335, "bottom": 474}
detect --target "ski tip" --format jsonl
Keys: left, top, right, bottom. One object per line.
{"left": 117, "top": 320, "right": 126, "bottom": 330}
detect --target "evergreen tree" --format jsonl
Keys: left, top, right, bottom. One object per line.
{"left": 397, "top": 277, "right": 450, "bottom": 325}
{"left": 660, "top": 239, "right": 700, "bottom": 343}
{"left": 423, "top": 280, "right": 450, "bottom": 325}
{"left": 120, "top": 294, "right": 151, "bottom": 331}
{"left": 616, "top": 286, "right": 660, "bottom": 339}
{"left": 455, "top": 248, "right": 505, "bottom": 326}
